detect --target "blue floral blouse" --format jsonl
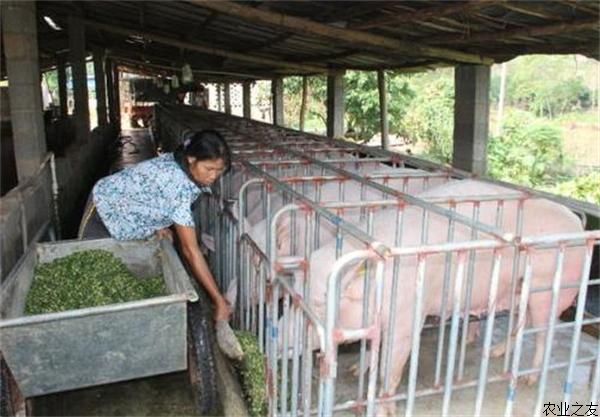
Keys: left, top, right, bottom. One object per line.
{"left": 93, "top": 153, "right": 211, "bottom": 240}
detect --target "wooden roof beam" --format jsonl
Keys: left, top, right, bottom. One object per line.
{"left": 83, "top": 19, "right": 328, "bottom": 74}
{"left": 113, "top": 56, "right": 268, "bottom": 80}
{"left": 191, "top": 0, "right": 493, "bottom": 66}
{"left": 351, "top": 1, "right": 505, "bottom": 30}
{"left": 429, "top": 18, "right": 599, "bottom": 45}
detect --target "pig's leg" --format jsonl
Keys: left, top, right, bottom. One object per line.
{"left": 349, "top": 350, "right": 370, "bottom": 377}
{"left": 467, "top": 321, "right": 480, "bottom": 344}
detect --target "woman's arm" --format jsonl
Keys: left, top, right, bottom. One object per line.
{"left": 174, "top": 224, "right": 231, "bottom": 321}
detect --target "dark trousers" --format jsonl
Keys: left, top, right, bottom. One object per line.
{"left": 78, "top": 193, "right": 111, "bottom": 240}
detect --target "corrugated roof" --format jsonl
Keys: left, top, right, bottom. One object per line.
{"left": 33, "top": 0, "right": 599, "bottom": 80}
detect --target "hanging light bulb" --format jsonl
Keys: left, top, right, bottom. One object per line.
{"left": 171, "top": 74, "right": 180, "bottom": 89}
{"left": 181, "top": 63, "right": 193, "bottom": 84}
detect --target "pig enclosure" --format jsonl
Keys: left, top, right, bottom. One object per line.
{"left": 155, "top": 105, "right": 600, "bottom": 417}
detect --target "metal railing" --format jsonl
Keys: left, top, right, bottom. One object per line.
{"left": 155, "top": 104, "right": 600, "bottom": 417}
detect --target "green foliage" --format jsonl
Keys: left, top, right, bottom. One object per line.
{"left": 25, "top": 250, "right": 166, "bottom": 315}
{"left": 283, "top": 76, "right": 326, "bottom": 133}
{"left": 543, "top": 172, "right": 600, "bottom": 205}
{"left": 487, "top": 109, "right": 570, "bottom": 187}
{"left": 400, "top": 75, "right": 454, "bottom": 163}
{"left": 234, "top": 331, "right": 267, "bottom": 417}
{"left": 344, "top": 71, "right": 413, "bottom": 142}
{"left": 492, "top": 55, "right": 595, "bottom": 118}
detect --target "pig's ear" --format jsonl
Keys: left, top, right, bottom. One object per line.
{"left": 225, "top": 278, "right": 238, "bottom": 308}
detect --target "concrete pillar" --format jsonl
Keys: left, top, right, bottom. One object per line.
{"left": 105, "top": 58, "right": 116, "bottom": 126}
{"left": 68, "top": 15, "right": 90, "bottom": 141}
{"left": 242, "top": 81, "right": 251, "bottom": 119}
{"left": 93, "top": 48, "right": 108, "bottom": 126}
{"left": 224, "top": 82, "right": 232, "bottom": 115}
{"left": 271, "top": 77, "right": 284, "bottom": 126}
{"left": 452, "top": 65, "right": 491, "bottom": 175}
{"left": 56, "top": 52, "right": 68, "bottom": 117}
{"left": 1, "top": 1, "right": 47, "bottom": 181}
{"left": 327, "top": 71, "right": 345, "bottom": 138}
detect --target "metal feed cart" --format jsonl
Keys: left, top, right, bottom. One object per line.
{"left": 0, "top": 238, "right": 220, "bottom": 415}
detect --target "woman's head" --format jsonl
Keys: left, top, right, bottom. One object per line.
{"left": 175, "top": 130, "right": 231, "bottom": 186}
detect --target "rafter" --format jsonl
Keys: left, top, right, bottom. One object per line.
{"left": 191, "top": 0, "right": 493, "bottom": 65}
{"left": 351, "top": 1, "right": 505, "bottom": 30}
{"left": 84, "top": 19, "right": 328, "bottom": 74}
{"left": 428, "top": 17, "right": 599, "bottom": 45}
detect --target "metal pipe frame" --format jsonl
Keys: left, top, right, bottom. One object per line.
{"left": 155, "top": 105, "right": 600, "bottom": 417}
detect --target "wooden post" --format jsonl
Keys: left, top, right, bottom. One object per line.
{"left": 93, "top": 48, "right": 108, "bottom": 126}
{"left": 299, "top": 76, "right": 308, "bottom": 131}
{"left": 69, "top": 14, "right": 90, "bottom": 141}
{"left": 56, "top": 52, "right": 68, "bottom": 117}
{"left": 216, "top": 84, "right": 222, "bottom": 112}
{"left": 224, "top": 82, "right": 231, "bottom": 114}
{"left": 377, "top": 70, "right": 389, "bottom": 150}
{"left": 272, "top": 77, "right": 284, "bottom": 126}
{"left": 242, "top": 81, "right": 251, "bottom": 119}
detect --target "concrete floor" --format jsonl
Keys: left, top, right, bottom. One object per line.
{"left": 329, "top": 316, "right": 598, "bottom": 417}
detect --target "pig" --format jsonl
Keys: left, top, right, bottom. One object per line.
{"left": 284, "top": 179, "right": 585, "bottom": 416}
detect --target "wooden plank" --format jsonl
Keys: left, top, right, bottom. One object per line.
{"left": 192, "top": 0, "right": 493, "bottom": 65}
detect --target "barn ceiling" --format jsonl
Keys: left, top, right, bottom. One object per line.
{"left": 33, "top": 0, "right": 600, "bottom": 81}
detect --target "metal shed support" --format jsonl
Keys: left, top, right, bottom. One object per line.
{"left": 1, "top": 1, "right": 47, "bottom": 181}
{"left": 327, "top": 70, "right": 345, "bottom": 139}
{"left": 271, "top": 77, "right": 284, "bottom": 126}
{"left": 452, "top": 64, "right": 491, "bottom": 176}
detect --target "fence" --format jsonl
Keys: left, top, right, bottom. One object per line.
{"left": 155, "top": 104, "right": 600, "bottom": 417}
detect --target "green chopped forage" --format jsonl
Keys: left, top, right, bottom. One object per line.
{"left": 25, "top": 250, "right": 166, "bottom": 315}
{"left": 234, "top": 330, "right": 267, "bottom": 417}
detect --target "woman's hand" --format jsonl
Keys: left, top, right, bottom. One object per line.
{"left": 214, "top": 297, "right": 232, "bottom": 321}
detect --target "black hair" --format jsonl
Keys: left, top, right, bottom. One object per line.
{"left": 174, "top": 129, "right": 231, "bottom": 180}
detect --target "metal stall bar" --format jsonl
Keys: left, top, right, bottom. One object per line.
{"left": 278, "top": 147, "right": 513, "bottom": 243}
{"left": 562, "top": 239, "right": 595, "bottom": 406}
{"left": 238, "top": 162, "right": 390, "bottom": 417}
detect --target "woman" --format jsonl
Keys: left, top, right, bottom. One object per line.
{"left": 78, "top": 129, "right": 232, "bottom": 321}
